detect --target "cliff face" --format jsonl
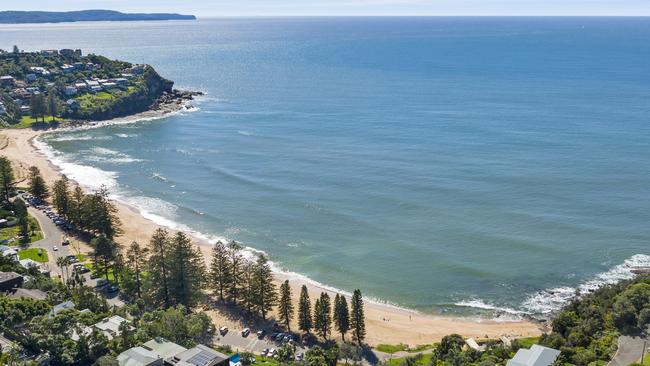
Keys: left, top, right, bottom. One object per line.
{"left": 71, "top": 66, "right": 175, "bottom": 121}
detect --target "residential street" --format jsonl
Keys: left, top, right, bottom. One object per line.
{"left": 608, "top": 327, "right": 649, "bottom": 366}
{"left": 27, "top": 205, "right": 125, "bottom": 307}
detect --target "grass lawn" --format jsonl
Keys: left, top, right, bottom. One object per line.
{"left": 516, "top": 337, "right": 540, "bottom": 348}
{"left": 76, "top": 253, "right": 88, "bottom": 262}
{"left": 376, "top": 343, "right": 434, "bottom": 354}
{"left": 18, "top": 248, "right": 49, "bottom": 263}
{"left": 385, "top": 353, "right": 433, "bottom": 366}
{"left": 8, "top": 115, "right": 62, "bottom": 129}
{"left": 0, "top": 217, "right": 43, "bottom": 244}
{"left": 84, "top": 262, "right": 116, "bottom": 281}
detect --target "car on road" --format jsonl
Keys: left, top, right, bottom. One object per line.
{"left": 66, "top": 255, "right": 78, "bottom": 263}
{"left": 62, "top": 239, "right": 70, "bottom": 246}
{"left": 268, "top": 348, "right": 276, "bottom": 358}
{"left": 73, "top": 264, "right": 90, "bottom": 274}
{"left": 53, "top": 246, "right": 58, "bottom": 251}
{"left": 219, "top": 326, "right": 228, "bottom": 335}
{"left": 241, "top": 328, "right": 250, "bottom": 337}
{"left": 107, "top": 284, "right": 119, "bottom": 293}
{"left": 257, "top": 330, "right": 266, "bottom": 339}
{"left": 275, "top": 333, "right": 285, "bottom": 341}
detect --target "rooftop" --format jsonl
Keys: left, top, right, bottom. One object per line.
{"left": 507, "top": 345, "right": 561, "bottom": 366}
{"left": 117, "top": 346, "right": 162, "bottom": 366}
{"left": 143, "top": 338, "right": 187, "bottom": 359}
{"left": 167, "top": 344, "right": 229, "bottom": 366}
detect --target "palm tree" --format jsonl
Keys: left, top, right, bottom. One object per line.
{"left": 56, "top": 256, "right": 70, "bottom": 284}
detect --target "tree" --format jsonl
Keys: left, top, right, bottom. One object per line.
{"left": 125, "top": 241, "right": 148, "bottom": 300}
{"left": 148, "top": 229, "right": 171, "bottom": 308}
{"left": 70, "top": 185, "right": 85, "bottom": 229}
{"left": 298, "top": 285, "right": 312, "bottom": 334}
{"left": 139, "top": 306, "right": 215, "bottom": 348}
{"left": 167, "top": 231, "right": 206, "bottom": 308}
{"left": 350, "top": 289, "right": 366, "bottom": 345}
{"left": 56, "top": 256, "right": 70, "bottom": 284}
{"left": 28, "top": 166, "right": 48, "bottom": 201}
{"left": 305, "top": 345, "right": 339, "bottom": 366}
{"left": 29, "top": 93, "right": 46, "bottom": 122}
{"left": 227, "top": 241, "right": 243, "bottom": 305}
{"left": 209, "top": 241, "right": 231, "bottom": 301}
{"left": 92, "top": 235, "right": 117, "bottom": 283}
{"left": 46, "top": 89, "right": 59, "bottom": 121}
{"left": 334, "top": 293, "right": 350, "bottom": 341}
{"left": 314, "top": 292, "right": 332, "bottom": 340}
{"left": 0, "top": 157, "right": 14, "bottom": 205}
{"left": 12, "top": 45, "right": 18, "bottom": 54}
{"left": 81, "top": 186, "right": 122, "bottom": 240}
{"left": 93, "top": 355, "right": 119, "bottom": 366}
{"left": 252, "top": 254, "right": 276, "bottom": 320}
{"left": 13, "top": 198, "right": 29, "bottom": 243}
{"left": 278, "top": 280, "right": 294, "bottom": 331}
{"left": 52, "top": 176, "right": 70, "bottom": 218}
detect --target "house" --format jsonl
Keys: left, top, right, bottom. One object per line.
{"left": 0, "top": 246, "right": 18, "bottom": 262}
{"left": 66, "top": 99, "right": 80, "bottom": 110}
{"left": 94, "top": 315, "right": 130, "bottom": 340}
{"left": 60, "top": 48, "right": 81, "bottom": 57}
{"left": 20, "top": 105, "right": 31, "bottom": 115}
{"left": 506, "top": 345, "right": 561, "bottom": 366}
{"left": 75, "top": 82, "right": 88, "bottom": 90}
{"left": 118, "top": 346, "right": 164, "bottom": 366}
{"left": 61, "top": 64, "right": 75, "bottom": 74}
{"left": 166, "top": 344, "right": 230, "bottom": 366}
{"left": 0, "top": 75, "right": 15, "bottom": 86}
{"left": 0, "top": 271, "right": 23, "bottom": 292}
{"left": 64, "top": 86, "right": 77, "bottom": 96}
{"left": 465, "top": 338, "right": 485, "bottom": 352}
{"left": 40, "top": 50, "right": 58, "bottom": 57}
{"left": 50, "top": 300, "right": 75, "bottom": 316}
{"left": 143, "top": 338, "right": 188, "bottom": 359}
{"left": 19, "top": 259, "right": 41, "bottom": 270}
{"left": 8, "top": 288, "right": 48, "bottom": 300}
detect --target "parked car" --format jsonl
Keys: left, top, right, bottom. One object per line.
{"left": 275, "top": 333, "right": 285, "bottom": 341}
{"left": 53, "top": 246, "right": 58, "bottom": 251}
{"left": 62, "top": 239, "right": 70, "bottom": 246}
{"left": 241, "top": 328, "right": 250, "bottom": 337}
{"left": 267, "top": 348, "right": 276, "bottom": 358}
{"left": 95, "top": 279, "right": 108, "bottom": 288}
{"left": 257, "top": 330, "right": 266, "bottom": 339}
{"left": 73, "top": 264, "right": 90, "bottom": 274}
{"left": 295, "top": 352, "right": 304, "bottom": 361}
{"left": 219, "top": 326, "right": 228, "bottom": 335}
{"left": 261, "top": 349, "right": 269, "bottom": 357}
{"left": 107, "top": 284, "right": 119, "bottom": 293}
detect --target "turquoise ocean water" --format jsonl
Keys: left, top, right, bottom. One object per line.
{"left": 2, "top": 17, "right": 649, "bottom": 317}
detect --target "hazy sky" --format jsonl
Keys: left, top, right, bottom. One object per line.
{"left": 3, "top": 0, "right": 650, "bottom": 16}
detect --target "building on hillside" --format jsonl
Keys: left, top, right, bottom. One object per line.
{"left": 167, "top": 344, "right": 230, "bottom": 366}
{"left": 59, "top": 48, "right": 81, "bottom": 57}
{"left": 118, "top": 340, "right": 229, "bottom": 366}
{"left": 0, "top": 75, "right": 15, "bottom": 86}
{"left": 0, "top": 271, "right": 23, "bottom": 292}
{"left": 506, "top": 345, "right": 561, "bottom": 366}
{"left": 66, "top": 99, "right": 80, "bottom": 110}
{"left": 0, "top": 245, "right": 19, "bottom": 262}
{"left": 64, "top": 86, "right": 77, "bottom": 96}
{"left": 94, "top": 315, "right": 130, "bottom": 340}
{"left": 50, "top": 301, "right": 75, "bottom": 316}
{"left": 118, "top": 346, "right": 163, "bottom": 366}
{"left": 143, "top": 338, "right": 188, "bottom": 359}
{"left": 40, "top": 50, "right": 58, "bottom": 57}
{"left": 19, "top": 258, "right": 41, "bottom": 270}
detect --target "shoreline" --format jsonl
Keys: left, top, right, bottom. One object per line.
{"left": 0, "top": 112, "right": 543, "bottom": 346}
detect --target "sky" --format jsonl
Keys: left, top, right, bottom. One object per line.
{"left": 1, "top": 0, "right": 650, "bottom": 16}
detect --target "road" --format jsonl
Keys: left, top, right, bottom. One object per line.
{"left": 213, "top": 328, "right": 306, "bottom": 357}
{"left": 27, "top": 205, "right": 125, "bottom": 307}
{"left": 608, "top": 327, "right": 649, "bottom": 366}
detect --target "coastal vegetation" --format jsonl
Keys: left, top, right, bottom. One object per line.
{"left": 0, "top": 10, "right": 196, "bottom": 24}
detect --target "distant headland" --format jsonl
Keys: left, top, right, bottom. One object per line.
{"left": 0, "top": 10, "right": 196, "bottom": 24}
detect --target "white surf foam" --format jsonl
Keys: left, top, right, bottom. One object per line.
{"left": 521, "top": 253, "right": 650, "bottom": 315}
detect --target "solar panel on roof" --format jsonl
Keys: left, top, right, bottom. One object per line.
{"left": 187, "top": 350, "right": 215, "bottom": 366}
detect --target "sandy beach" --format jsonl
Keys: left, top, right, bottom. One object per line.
{"left": 0, "top": 123, "right": 542, "bottom": 347}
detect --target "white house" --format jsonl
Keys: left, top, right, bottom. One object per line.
{"left": 64, "top": 86, "right": 78, "bottom": 96}
{"left": 507, "top": 345, "right": 561, "bottom": 366}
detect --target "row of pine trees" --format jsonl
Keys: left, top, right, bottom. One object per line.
{"left": 27, "top": 166, "right": 367, "bottom": 345}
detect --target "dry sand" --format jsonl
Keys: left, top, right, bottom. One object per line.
{"left": 0, "top": 124, "right": 542, "bottom": 347}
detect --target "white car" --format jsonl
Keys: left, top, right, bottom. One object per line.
{"left": 241, "top": 328, "right": 250, "bottom": 337}
{"left": 267, "top": 348, "right": 276, "bottom": 358}
{"left": 219, "top": 326, "right": 228, "bottom": 335}
{"left": 53, "top": 246, "right": 58, "bottom": 251}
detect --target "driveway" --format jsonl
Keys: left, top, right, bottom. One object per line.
{"left": 608, "top": 327, "right": 649, "bottom": 366}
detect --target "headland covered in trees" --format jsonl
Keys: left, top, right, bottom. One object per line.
{"left": 0, "top": 10, "right": 196, "bottom": 24}
{"left": 0, "top": 46, "right": 201, "bottom": 128}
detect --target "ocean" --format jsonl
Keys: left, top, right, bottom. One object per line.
{"left": 2, "top": 17, "right": 649, "bottom": 317}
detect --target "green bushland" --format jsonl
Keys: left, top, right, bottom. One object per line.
{"left": 376, "top": 343, "right": 434, "bottom": 354}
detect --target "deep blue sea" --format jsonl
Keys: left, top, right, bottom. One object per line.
{"left": 2, "top": 17, "right": 649, "bottom": 316}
